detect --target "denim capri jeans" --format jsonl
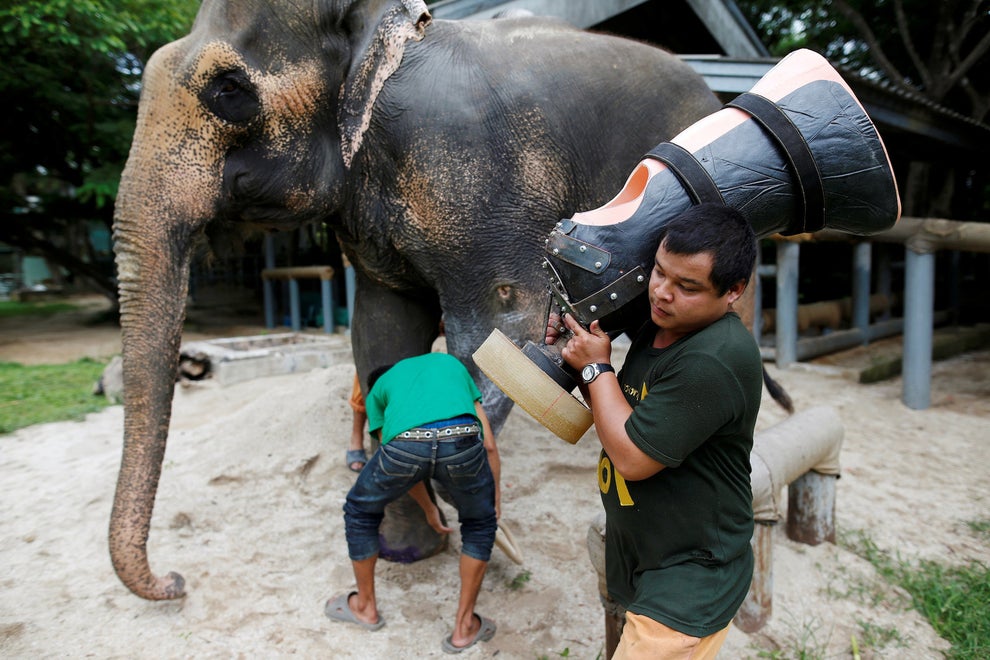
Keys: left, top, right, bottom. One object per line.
{"left": 343, "top": 417, "right": 497, "bottom": 562}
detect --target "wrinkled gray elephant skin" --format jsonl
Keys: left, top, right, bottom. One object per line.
{"left": 111, "top": 0, "right": 720, "bottom": 599}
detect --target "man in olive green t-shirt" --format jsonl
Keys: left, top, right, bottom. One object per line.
{"left": 549, "top": 203, "right": 762, "bottom": 659}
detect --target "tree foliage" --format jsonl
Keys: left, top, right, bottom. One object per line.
{"left": 0, "top": 0, "right": 198, "bottom": 300}
{"left": 738, "top": 0, "right": 990, "bottom": 123}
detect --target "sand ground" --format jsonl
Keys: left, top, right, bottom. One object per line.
{"left": 1, "top": 296, "right": 988, "bottom": 658}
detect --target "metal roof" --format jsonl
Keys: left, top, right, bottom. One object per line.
{"left": 428, "top": 0, "right": 651, "bottom": 27}
{"left": 428, "top": 0, "right": 767, "bottom": 56}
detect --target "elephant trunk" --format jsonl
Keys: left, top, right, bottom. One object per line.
{"left": 109, "top": 161, "right": 197, "bottom": 600}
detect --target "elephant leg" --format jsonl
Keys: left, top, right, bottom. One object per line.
{"left": 350, "top": 272, "right": 445, "bottom": 562}
{"left": 350, "top": 270, "right": 441, "bottom": 386}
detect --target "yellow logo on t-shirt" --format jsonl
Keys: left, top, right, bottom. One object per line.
{"left": 621, "top": 382, "right": 649, "bottom": 402}
{"left": 600, "top": 379, "right": 647, "bottom": 507}
{"left": 598, "top": 455, "right": 635, "bottom": 506}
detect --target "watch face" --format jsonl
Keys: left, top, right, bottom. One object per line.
{"left": 582, "top": 364, "right": 596, "bottom": 382}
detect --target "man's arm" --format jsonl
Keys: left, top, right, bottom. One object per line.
{"left": 407, "top": 482, "right": 453, "bottom": 534}
{"left": 475, "top": 400, "right": 501, "bottom": 519}
{"left": 559, "top": 314, "right": 666, "bottom": 481}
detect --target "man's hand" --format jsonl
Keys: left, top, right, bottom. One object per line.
{"left": 560, "top": 313, "right": 612, "bottom": 370}
{"left": 423, "top": 501, "right": 454, "bottom": 535}
{"left": 408, "top": 481, "right": 453, "bottom": 534}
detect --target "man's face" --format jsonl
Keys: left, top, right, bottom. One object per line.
{"left": 648, "top": 240, "right": 743, "bottom": 344}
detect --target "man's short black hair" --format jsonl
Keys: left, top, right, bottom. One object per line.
{"left": 655, "top": 203, "right": 757, "bottom": 295}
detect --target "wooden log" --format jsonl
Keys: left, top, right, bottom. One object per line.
{"left": 787, "top": 471, "right": 837, "bottom": 545}
{"left": 751, "top": 406, "right": 842, "bottom": 524}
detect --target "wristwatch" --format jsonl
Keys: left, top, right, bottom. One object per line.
{"left": 581, "top": 363, "right": 615, "bottom": 384}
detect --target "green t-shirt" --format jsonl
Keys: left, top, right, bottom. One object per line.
{"left": 600, "top": 312, "right": 762, "bottom": 637}
{"left": 366, "top": 353, "right": 482, "bottom": 445}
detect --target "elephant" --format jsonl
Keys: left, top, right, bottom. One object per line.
{"left": 110, "top": 0, "right": 723, "bottom": 600}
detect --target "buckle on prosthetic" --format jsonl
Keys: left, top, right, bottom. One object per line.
{"left": 544, "top": 225, "right": 650, "bottom": 329}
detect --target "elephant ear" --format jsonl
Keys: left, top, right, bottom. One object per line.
{"left": 339, "top": 0, "right": 431, "bottom": 167}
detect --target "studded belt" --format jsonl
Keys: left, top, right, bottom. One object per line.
{"left": 396, "top": 423, "right": 481, "bottom": 441}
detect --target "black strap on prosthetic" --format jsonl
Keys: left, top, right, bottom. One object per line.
{"left": 644, "top": 142, "right": 724, "bottom": 206}
{"left": 726, "top": 92, "right": 825, "bottom": 235}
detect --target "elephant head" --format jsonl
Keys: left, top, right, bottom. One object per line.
{"left": 111, "top": 0, "right": 719, "bottom": 600}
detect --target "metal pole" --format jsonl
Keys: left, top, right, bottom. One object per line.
{"left": 263, "top": 234, "right": 276, "bottom": 329}
{"left": 345, "top": 265, "right": 356, "bottom": 337}
{"left": 902, "top": 248, "right": 934, "bottom": 409}
{"left": 775, "top": 241, "right": 799, "bottom": 368}
{"left": 852, "top": 242, "right": 871, "bottom": 342}
{"left": 289, "top": 278, "right": 301, "bottom": 332}
{"left": 753, "top": 249, "right": 763, "bottom": 347}
{"left": 948, "top": 250, "right": 960, "bottom": 325}
{"left": 876, "top": 244, "right": 893, "bottom": 321}
{"left": 321, "top": 278, "right": 334, "bottom": 334}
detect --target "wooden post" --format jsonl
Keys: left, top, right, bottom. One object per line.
{"left": 786, "top": 471, "right": 837, "bottom": 545}
{"left": 735, "top": 522, "right": 774, "bottom": 633}
{"left": 588, "top": 514, "right": 625, "bottom": 659}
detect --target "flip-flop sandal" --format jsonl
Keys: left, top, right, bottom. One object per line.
{"left": 441, "top": 613, "right": 496, "bottom": 653}
{"left": 346, "top": 449, "right": 368, "bottom": 472}
{"left": 324, "top": 591, "right": 385, "bottom": 631}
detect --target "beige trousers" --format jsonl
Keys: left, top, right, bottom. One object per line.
{"left": 612, "top": 611, "right": 730, "bottom": 660}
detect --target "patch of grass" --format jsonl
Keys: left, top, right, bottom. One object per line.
{"left": 0, "top": 359, "right": 114, "bottom": 434}
{"left": 508, "top": 569, "right": 531, "bottom": 590}
{"left": 854, "top": 617, "right": 904, "bottom": 650}
{"left": 820, "top": 553, "right": 904, "bottom": 609}
{"left": 755, "top": 613, "right": 831, "bottom": 659}
{"left": 0, "top": 300, "right": 78, "bottom": 318}
{"left": 967, "top": 519, "right": 990, "bottom": 540}
{"left": 536, "top": 648, "right": 570, "bottom": 659}
{"left": 843, "top": 530, "right": 990, "bottom": 660}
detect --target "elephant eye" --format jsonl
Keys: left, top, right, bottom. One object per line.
{"left": 202, "top": 71, "right": 260, "bottom": 124}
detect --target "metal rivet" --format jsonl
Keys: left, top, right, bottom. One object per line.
{"left": 594, "top": 261, "right": 603, "bottom": 269}
{"left": 579, "top": 245, "right": 587, "bottom": 252}
{"left": 610, "top": 293, "right": 618, "bottom": 300}
{"left": 589, "top": 305, "right": 598, "bottom": 313}
{"left": 552, "top": 248, "right": 559, "bottom": 255}
{"left": 637, "top": 275, "right": 645, "bottom": 283}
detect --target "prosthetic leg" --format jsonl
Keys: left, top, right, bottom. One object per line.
{"left": 474, "top": 49, "right": 901, "bottom": 443}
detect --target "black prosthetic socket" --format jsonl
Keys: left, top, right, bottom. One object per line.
{"left": 543, "top": 79, "right": 899, "bottom": 332}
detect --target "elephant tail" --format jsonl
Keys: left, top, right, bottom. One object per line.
{"left": 762, "top": 366, "right": 794, "bottom": 414}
